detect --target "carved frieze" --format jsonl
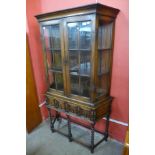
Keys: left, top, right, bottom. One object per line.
{"left": 46, "top": 97, "right": 97, "bottom": 121}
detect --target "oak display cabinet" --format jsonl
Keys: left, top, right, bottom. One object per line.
{"left": 36, "top": 3, "right": 119, "bottom": 153}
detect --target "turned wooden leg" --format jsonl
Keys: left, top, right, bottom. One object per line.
{"left": 90, "top": 122, "right": 95, "bottom": 153}
{"left": 48, "top": 108, "right": 56, "bottom": 133}
{"left": 67, "top": 115, "right": 72, "bottom": 142}
{"left": 56, "top": 111, "right": 60, "bottom": 121}
{"left": 104, "top": 113, "right": 110, "bottom": 141}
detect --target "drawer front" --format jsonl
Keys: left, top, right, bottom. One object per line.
{"left": 46, "top": 96, "right": 65, "bottom": 109}
{"left": 46, "top": 96, "right": 96, "bottom": 122}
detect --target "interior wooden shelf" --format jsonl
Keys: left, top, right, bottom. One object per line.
{"left": 98, "top": 71, "right": 110, "bottom": 76}
{"left": 47, "top": 48, "right": 61, "bottom": 51}
{"left": 49, "top": 68, "right": 62, "bottom": 73}
{"left": 98, "top": 48, "right": 112, "bottom": 51}
{"left": 70, "top": 72, "right": 90, "bottom": 77}
{"left": 69, "top": 49, "right": 91, "bottom": 51}
{"left": 69, "top": 71, "right": 109, "bottom": 77}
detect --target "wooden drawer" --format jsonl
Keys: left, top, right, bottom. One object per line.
{"left": 46, "top": 95, "right": 111, "bottom": 122}
{"left": 46, "top": 96, "right": 95, "bottom": 122}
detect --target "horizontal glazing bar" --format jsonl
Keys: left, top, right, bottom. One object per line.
{"left": 47, "top": 48, "right": 61, "bottom": 51}
{"left": 98, "top": 48, "right": 112, "bottom": 51}
{"left": 70, "top": 72, "right": 90, "bottom": 77}
{"left": 49, "top": 68, "right": 62, "bottom": 73}
{"left": 68, "top": 49, "right": 91, "bottom": 51}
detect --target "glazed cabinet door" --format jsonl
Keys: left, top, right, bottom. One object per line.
{"left": 40, "top": 19, "right": 67, "bottom": 94}
{"left": 64, "top": 15, "right": 96, "bottom": 101}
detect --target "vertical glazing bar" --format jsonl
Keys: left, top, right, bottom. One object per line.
{"left": 49, "top": 26, "right": 55, "bottom": 65}
{"left": 63, "top": 19, "right": 70, "bottom": 96}
{"left": 55, "top": 74, "right": 58, "bottom": 90}
{"left": 79, "top": 50, "right": 81, "bottom": 95}
{"left": 60, "top": 18, "right": 67, "bottom": 95}
{"left": 77, "top": 22, "right": 80, "bottom": 95}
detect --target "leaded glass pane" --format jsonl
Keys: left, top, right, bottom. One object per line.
{"left": 67, "top": 21, "right": 92, "bottom": 97}
{"left": 42, "top": 25, "right": 64, "bottom": 91}
{"left": 97, "top": 21, "right": 113, "bottom": 97}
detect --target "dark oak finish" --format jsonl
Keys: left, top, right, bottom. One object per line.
{"left": 35, "top": 3, "right": 119, "bottom": 21}
{"left": 36, "top": 3, "right": 119, "bottom": 153}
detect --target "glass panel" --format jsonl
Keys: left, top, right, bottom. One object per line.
{"left": 80, "top": 77, "right": 90, "bottom": 97}
{"left": 68, "top": 23, "right": 78, "bottom": 49}
{"left": 67, "top": 21, "right": 92, "bottom": 97}
{"left": 98, "top": 22, "right": 113, "bottom": 49}
{"left": 97, "top": 21, "right": 113, "bottom": 97}
{"left": 79, "top": 21, "right": 91, "bottom": 49}
{"left": 70, "top": 75, "right": 79, "bottom": 95}
{"left": 80, "top": 51, "right": 91, "bottom": 76}
{"left": 50, "top": 25, "right": 61, "bottom": 49}
{"left": 55, "top": 73, "right": 64, "bottom": 90}
{"left": 42, "top": 25, "right": 64, "bottom": 91}
{"left": 69, "top": 50, "right": 79, "bottom": 75}
{"left": 52, "top": 51, "right": 62, "bottom": 69}
{"left": 98, "top": 50, "right": 111, "bottom": 74}
{"left": 69, "top": 50, "right": 79, "bottom": 95}
{"left": 48, "top": 72, "right": 63, "bottom": 91}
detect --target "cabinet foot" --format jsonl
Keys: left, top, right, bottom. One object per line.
{"left": 104, "top": 132, "right": 109, "bottom": 141}
{"left": 91, "top": 149, "right": 94, "bottom": 154}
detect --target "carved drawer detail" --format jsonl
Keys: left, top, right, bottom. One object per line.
{"left": 46, "top": 96, "right": 97, "bottom": 121}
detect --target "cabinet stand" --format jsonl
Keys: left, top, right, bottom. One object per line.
{"left": 47, "top": 107, "right": 110, "bottom": 153}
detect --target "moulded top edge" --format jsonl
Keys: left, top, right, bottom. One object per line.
{"left": 35, "top": 3, "right": 120, "bottom": 21}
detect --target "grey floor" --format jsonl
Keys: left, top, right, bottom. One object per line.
{"left": 27, "top": 118, "right": 123, "bottom": 155}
